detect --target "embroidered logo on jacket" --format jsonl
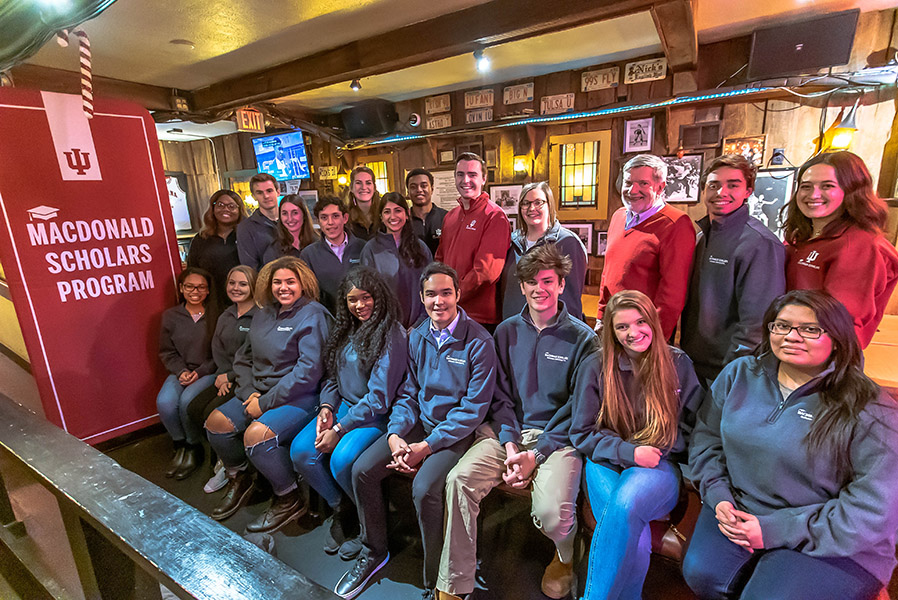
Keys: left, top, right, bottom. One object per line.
{"left": 709, "top": 255, "right": 728, "bottom": 265}
{"left": 797, "top": 408, "right": 814, "bottom": 421}
{"left": 239, "top": 326, "right": 250, "bottom": 332}
{"left": 797, "top": 250, "right": 821, "bottom": 270}
{"left": 446, "top": 356, "right": 467, "bottom": 366}
{"left": 277, "top": 326, "right": 293, "bottom": 332}
{"left": 544, "top": 352, "right": 569, "bottom": 362}
{"left": 465, "top": 219, "right": 478, "bottom": 231}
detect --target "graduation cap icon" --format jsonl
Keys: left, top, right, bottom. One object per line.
{"left": 27, "top": 206, "right": 60, "bottom": 221}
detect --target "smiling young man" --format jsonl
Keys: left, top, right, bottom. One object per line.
{"left": 337, "top": 263, "right": 497, "bottom": 600}
{"left": 680, "top": 155, "right": 786, "bottom": 383}
{"left": 237, "top": 173, "right": 281, "bottom": 271}
{"left": 436, "top": 244, "right": 596, "bottom": 600}
{"left": 597, "top": 154, "right": 696, "bottom": 339}
{"left": 299, "top": 196, "right": 364, "bottom": 315}
{"left": 435, "top": 153, "right": 511, "bottom": 329}
{"left": 407, "top": 168, "right": 447, "bottom": 256}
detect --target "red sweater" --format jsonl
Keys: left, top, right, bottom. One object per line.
{"left": 786, "top": 223, "right": 898, "bottom": 348}
{"left": 435, "top": 192, "right": 511, "bottom": 324}
{"left": 598, "top": 204, "right": 696, "bottom": 338}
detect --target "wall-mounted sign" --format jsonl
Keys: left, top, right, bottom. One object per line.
{"left": 624, "top": 58, "right": 668, "bottom": 84}
{"left": 503, "top": 82, "right": 534, "bottom": 105}
{"left": 464, "top": 89, "right": 494, "bottom": 109}
{"left": 465, "top": 108, "right": 493, "bottom": 124}
{"left": 235, "top": 107, "right": 265, "bottom": 133}
{"left": 426, "top": 114, "right": 452, "bottom": 130}
{"left": 318, "top": 165, "right": 339, "bottom": 180}
{"left": 581, "top": 67, "right": 620, "bottom": 92}
{"left": 540, "top": 93, "right": 576, "bottom": 115}
{"left": 425, "top": 94, "right": 451, "bottom": 115}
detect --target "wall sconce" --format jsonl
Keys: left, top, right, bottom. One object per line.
{"left": 337, "top": 173, "right": 349, "bottom": 186}
{"left": 474, "top": 48, "right": 490, "bottom": 73}
{"left": 513, "top": 155, "right": 531, "bottom": 177}
{"left": 350, "top": 79, "right": 362, "bottom": 92}
{"left": 815, "top": 98, "right": 859, "bottom": 152}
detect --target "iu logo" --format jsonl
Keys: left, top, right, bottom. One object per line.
{"left": 64, "top": 148, "right": 92, "bottom": 175}
{"left": 805, "top": 250, "right": 819, "bottom": 263}
{"left": 465, "top": 219, "right": 477, "bottom": 231}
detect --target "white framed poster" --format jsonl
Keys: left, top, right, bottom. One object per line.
{"left": 623, "top": 117, "right": 653, "bottom": 153}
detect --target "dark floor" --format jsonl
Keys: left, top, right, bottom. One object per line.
{"left": 105, "top": 430, "right": 697, "bottom": 600}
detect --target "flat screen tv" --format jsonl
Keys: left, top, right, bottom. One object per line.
{"left": 251, "top": 130, "right": 311, "bottom": 181}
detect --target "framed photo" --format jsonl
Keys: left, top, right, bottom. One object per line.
{"left": 595, "top": 231, "right": 608, "bottom": 256}
{"left": 296, "top": 190, "right": 319, "bottom": 225}
{"left": 749, "top": 168, "right": 795, "bottom": 240}
{"left": 661, "top": 154, "right": 703, "bottom": 203}
{"left": 164, "top": 171, "right": 194, "bottom": 232}
{"left": 485, "top": 148, "right": 498, "bottom": 167}
{"left": 439, "top": 149, "right": 455, "bottom": 164}
{"left": 624, "top": 117, "right": 653, "bottom": 154}
{"left": 723, "top": 134, "right": 767, "bottom": 167}
{"left": 563, "top": 222, "right": 594, "bottom": 254}
{"left": 490, "top": 184, "right": 523, "bottom": 215}
{"left": 506, "top": 214, "right": 518, "bottom": 231}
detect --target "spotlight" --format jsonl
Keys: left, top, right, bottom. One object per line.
{"left": 474, "top": 49, "right": 490, "bottom": 72}
{"left": 350, "top": 79, "right": 361, "bottom": 91}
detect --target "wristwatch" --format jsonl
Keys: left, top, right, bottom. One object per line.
{"left": 333, "top": 423, "right": 344, "bottom": 436}
{"left": 532, "top": 448, "right": 547, "bottom": 466}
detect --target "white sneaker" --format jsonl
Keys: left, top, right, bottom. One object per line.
{"left": 204, "top": 460, "right": 227, "bottom": 493}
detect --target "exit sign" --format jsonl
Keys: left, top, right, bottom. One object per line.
{"left": 236, "top": 108, "right": 265, "bottom": 133}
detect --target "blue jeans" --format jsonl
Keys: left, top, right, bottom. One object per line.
{"left": 156, "top": 373, "right": 216, "bottom": 445}
{"left": 683, "top": 506, "right": 881, "bottom": 600}
{"left": 289, "top": 403, "right": 386, "bottom": 508}
{"left": 583, "top": 460, "right": 681, "bottom": 600}
{"left": 206, "top": 395, "right": 315, "bottom": 495}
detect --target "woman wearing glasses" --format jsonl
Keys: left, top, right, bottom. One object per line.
{"left": 157, "top": 267, "right": 219, "bottom": 480}
{"left": 684, "top": 290, "right": 898, "bottom": 600}
{"left": 187, "top": 189, "right": 247, "bottom": 312}
{"left": 500, "top": 182, "right": 587, "bottom": 320}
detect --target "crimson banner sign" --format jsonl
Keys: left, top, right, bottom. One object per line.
{"left": 0, "top": 88, "right": 181, "bottom": 443}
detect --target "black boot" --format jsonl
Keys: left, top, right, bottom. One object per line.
{"left": 324, "top": 497, "right": 358, "bottom": 554}
{"left": 173, "top": 444, "right": 204, "bottom": 480}
{"left": 244, "top": 488, "right": 307, "bottom": 534}
{"left": 164, "top": 442, "right": 186, "bottom": 478}
{"left": 211, "top": 470, "right": 254, "bottom": 521}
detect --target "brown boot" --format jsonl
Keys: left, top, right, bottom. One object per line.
{"left": 210, "top": 470, "right": 253, "bottom": 521}
{"left": 540, "top": 552, "right": 573, "bottom": 599}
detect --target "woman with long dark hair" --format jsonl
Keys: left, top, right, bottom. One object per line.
{"left": 361, "top": 192, "right": 431, "bottom": 328}
{"left": 187, "top": 189, "right": 246, "bottom": 311}
{"left": 347, "top": 166, "right": 381, "bottom": 240}
{"left": 290, "top": 267, "right": 407, "bottom": 559}
{"left": 684, "top": 290, "right": 898, "bottom": 600}
{"left": 157, "top": 267, "right": 219, "bottom": 480}
{"left": 782, "top": 151, "right": 898, "bottom": 347}
{"left": 263, "top": 194, "right": 318, "bottom": 263}
{"left": 570, "top": 290, "right": 702, "bottom": 599}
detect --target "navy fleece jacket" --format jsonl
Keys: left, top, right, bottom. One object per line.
{"left": 158, "top": 305, "right": 215, "bottom": 377}
{"left": 211, "top": 304, "right": 257, "bottom": 382}
{"left": 299, "top": 234, "right": 365, "bottom": 316}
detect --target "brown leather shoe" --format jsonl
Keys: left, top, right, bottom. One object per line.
{"left": 540, "top": 553, "right": 573, "bottom": 599}
{"left": 210, "top": 471, "right": 253, "bottom": 521}
{"left": 244, "top": 488, "right": 307, "bottom": 533}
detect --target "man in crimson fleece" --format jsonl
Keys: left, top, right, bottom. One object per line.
{"left": 435, "top": 152, "right": 511, "bottom": 329}
{"left": 597, "top": 154, "right": 695, "bottom": 339}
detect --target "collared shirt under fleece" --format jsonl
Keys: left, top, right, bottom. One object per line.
{"left": 569, "top": 347, "right": 704, "bottom": 468}
{"left": 318, "top": 323, "right": 408, "bottom": 433}
{"left": 232, "top": 296, "right": 332, "bottom": 412}
{"left": 387, "top": 309, "right": 497, "bottom": 452}
{"left": 786, "top": 221, "right": 898, "bottom": 348}
{"left": 435, "top": 192, "right": 511, "bottom": 325}
{"left": 211, "top": 304, "right": 257, "bottom": 383}
{"left": 598, "top": 203, "right": 695, "bottom": 339}
{"left": 158, "top": 305, "right": 215, "bottom": 378}
{"left": 681, "top": 204, "right": 786, "bottom": 381}
{"left": 299, "top": 232, "right": 365, "bottom": 316}
{"left": 488, "top": 302, "right": 596, "bottom": 458}
{"left": 361, "top": 232, "right": 432, "bottom": 328}
{"left": 688, "top": 353, "right": 898, "bottom": 584}
{"left": 412, "top": 204, "right": 447, "bottom": 256}
{"left": 236, "top": 209, "right": 278, "bottom": 271}
{"left": 500, "top": 221, "right": 587, "bottom": 321}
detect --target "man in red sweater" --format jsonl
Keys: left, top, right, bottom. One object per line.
{"left": 597, "top": 154, "right": 696, "bottom": 339}
{"left": 435, "top": 152, "right": 511, "bottom": 328}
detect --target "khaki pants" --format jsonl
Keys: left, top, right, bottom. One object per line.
{"left": 436, "top": 424, "right": 582, "bottom": 595}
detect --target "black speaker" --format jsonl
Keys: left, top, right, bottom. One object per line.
{"left": 748, "top": 9, "right": 859, "bottom": 80}
{"left": 341, "top": 100, "right": 399, "bottom": 139}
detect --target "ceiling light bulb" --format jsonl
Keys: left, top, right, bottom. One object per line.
{"left": 474, "top": 49, "right": 490, "bottom": 72}
{"left": 350, "top": 79, "right": 361, "bottom": 91}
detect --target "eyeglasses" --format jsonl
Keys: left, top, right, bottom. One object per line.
{"left": 768, "top": 322, "right": 826, "bottom": 339}
{"left": 182, "top": 284, "right": 208, "bottom": 292}
{"left": 520, "top": 198, "right": 547, "bottom": 210}
{"left": 213, "top": 202, "right": 239, "bottom": 211}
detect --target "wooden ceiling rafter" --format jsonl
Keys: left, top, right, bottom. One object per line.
{"left": 651, "top": 0, "right": 699, "bottom": 72}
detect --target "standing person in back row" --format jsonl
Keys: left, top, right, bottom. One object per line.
{"left": 407, "top": 168, "right": 447, "bottom": 256}
{"left": 597, "top": 154, "right": 695, "bottom": 339}
{"left": 237, "top": 173, "right": 280, "bottom": 271}
{"left": 436, "top": 153, "right": 511, "bottom": 331}
{"left": 681, "top": 155, "right": 785, "bottom": 384}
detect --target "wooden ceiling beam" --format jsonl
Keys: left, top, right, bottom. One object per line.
{"left": 191, "top": 0, "right": 666, "bottom": 112}
{"left": 651, "top": 0, "right": 698, "bottom": 72}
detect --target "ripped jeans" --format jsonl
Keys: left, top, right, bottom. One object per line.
{"left": 205, "top": 394, "right": 315, "bottom": 495}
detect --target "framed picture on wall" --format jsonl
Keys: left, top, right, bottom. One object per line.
{"left": 623, "top": 117, "right": 653, "bottom": 153}
{"left": 563, "top": 222, "right": 594, "bottom": 254}
{"left": 296, "top": 190, "right": 319, "bottom": 226}
{"left": 749, "top": 168, "right": 795, "bottom": 240}
{"left": 723, "top": 134, "right": 767, "bottom": 167}
{"left": 506, "top": 214, "right": 518, "bottom": 231}
{"left": 490, "top": 184, "right": 523, "bottom": 215}
{"left": 595, "top": 231, "right": 608, "bottom": 256}
{"left": 662, "top": 154, "right": 703, "bottom": 203}
{"left": 164, "top": 171, "right": 194, "bottom": 232}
